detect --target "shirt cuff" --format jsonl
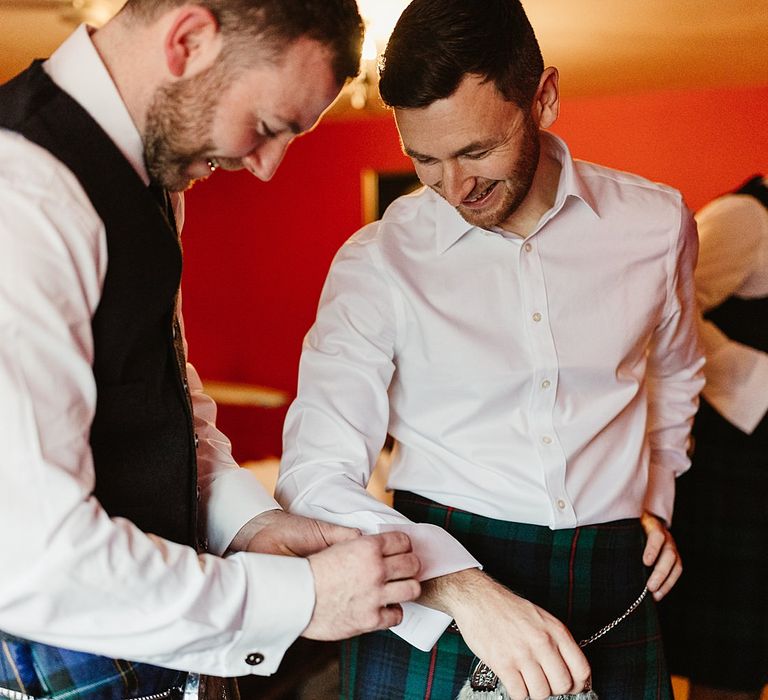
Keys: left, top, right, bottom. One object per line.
{"left": 703, "top": 345, "right": 768, "bottom": 434}
{"left": 223, "top": 553, "right": 315, "bottom": 675}
{"left": 375, "top": 522, "right": 481, "bottom": 581}
{"left": 390, "top": 601, "right": 454, "bottom": 651}
{"left": 205, "top": 468, "right": 281, "bottom": 555}
{"left": 375, "top": 522, "right": 481, "bottom": 650}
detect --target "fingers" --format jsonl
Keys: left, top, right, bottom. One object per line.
{"left": 372, "top": 529, "right": 414, "bottom": 556}
{"left": 526, "top": 629, "right": 589, "bottom": 698}
{"left": 556, "top": 634, "right": 592, "bottom": 693}
{"left": 647, "top": 546, "right": 682, "bottom": 600}
{"left": 382, "top": 578, "right": 421, "bottom": 607}
{"left": 497, "top": 653, "right": 591, "bottom": 700}
{"left": 317, "top": 521, "right": 361, "bottom": 545}
{"left": 641, "top": 512, "right": 682, "bottom": 600}
{"left": 382, "top": 549, "right": 421, "bottom": 583}
{"left": 303, "top": 534, "right": 423, "bottom": 641}
{"left": 642, "top": 526, "right": 664, "bottom": 567}
{"left": 495, "top": 650, "right": 589, "bottom": 700}
{"left": 498, "top": 670, "right": 527, "bottom": 700}
{"left": 377, "top": 603, "right": 405, "bottom": 629}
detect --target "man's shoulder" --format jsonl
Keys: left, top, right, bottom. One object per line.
{"left": 574, "top": 157, "right": 684, "bottom": 208}
{"left": 0, "top": 128, "right": 92, "bottom": 207}
{"left": 347, "top": 186, "right": 434, "bottom": 246}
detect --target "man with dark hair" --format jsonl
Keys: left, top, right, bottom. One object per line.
{"left": 0, "top": 2, "right": 422, "bottom": 699}
{"left": 276, "top": 0, "right": 704, "bottom": 697}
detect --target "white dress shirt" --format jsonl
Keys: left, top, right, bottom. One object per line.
{"left": 694, "top": 191, "right": 768, "bottom": 434}
{"left": 0, "top": 25, "right": 314, "bottom": 676}
{"left": 277, "top": 132, "right": 704, "bottom": 650}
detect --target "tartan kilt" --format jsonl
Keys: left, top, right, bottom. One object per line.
{"left": 340, "top": 491, "right": 672, "bottom": 700}
{"left": 0, "top": 634, "right": 187, "bottom": 700}
{"left": 659, "top": 399, "right": 768, "bottom": 692}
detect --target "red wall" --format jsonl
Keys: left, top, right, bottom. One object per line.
{"left": 181, "top": 84, "right": 768, "bottom": 459}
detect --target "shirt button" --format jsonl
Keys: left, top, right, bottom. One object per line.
{"left": 556, "top": 499, "right": 567, "bottom": 510}
{"left": 245, "top": 652, "right": 264, "bottom": 666}
{"left": 532, "top": 312, "right": 542, "bottom": 322}
{"left": 541, "top": 435, "right": 552, "bottom": 445}
{"left": 541, "top": 379, "right": 551, "bottom": 389}
{"left": 524, "top": 243, "right": 533, "bottom": 252}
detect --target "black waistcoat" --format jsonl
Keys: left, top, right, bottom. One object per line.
{"left": 703, "top": 176, "right": 768, "bottom": 354}
{"left": 0, "top": 62, "right": 197, "bottom": 547}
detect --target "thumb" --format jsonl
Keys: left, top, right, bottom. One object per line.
{"left": 318, "top": 521, "right": 362, "bottom": 545}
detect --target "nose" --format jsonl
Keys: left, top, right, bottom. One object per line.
{"left": 440, "top": 161, "right": 475, "bottom": 207}
{"left": 243, "top": 137, "right": 292, "bottom": 182}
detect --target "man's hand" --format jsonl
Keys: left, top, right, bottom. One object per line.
{"left": 230, "top": 509, "right": 361, "bottom": 557}
{"left": 421, "top": 569, "right": 591, "bottom": 700}
{"left": 303, "top": 531, "right": 421, "bottom": 640}
{"left": 641, "top": 511, "right": 682, "bottom": 600}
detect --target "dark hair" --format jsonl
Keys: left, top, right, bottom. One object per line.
{"left": 379, "top": 0, "right": 544, "bottom": 109}
{"left": 123, "top": 0, "right": 364, "bottom": 85}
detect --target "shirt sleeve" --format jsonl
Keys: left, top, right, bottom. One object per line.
{"left": 694, "top": 195, "right": 763, "bottom": 312}
{"left": 644, "top": 201, "right": 706, "bottom": 523}
{"left": 0, "top": 138, "right": 313, "bottom": 676}
{"left": 693, "top": 194, "right": 768, "bottom": 432}
{"left": 277, "top": 233, "right": 479, "bottom": 651}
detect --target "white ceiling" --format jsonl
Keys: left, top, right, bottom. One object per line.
{"left": 1, "top": 0, "right": 766, "bottom": 101}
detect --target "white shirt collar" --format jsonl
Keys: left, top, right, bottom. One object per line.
{"left": 433, "top": 131, "right": 600, "bottom": 254}
{"left": 44, "top": 24, "right": 150, "bottom": 185}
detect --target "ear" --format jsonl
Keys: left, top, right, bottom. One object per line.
{"left": 164, "top": 5, "right": 223, "bottom": 79}
{"left": 532, "top": 66, "right": 560, "bottom": 129}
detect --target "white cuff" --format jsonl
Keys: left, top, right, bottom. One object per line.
{"left": 224, "top": 553, "right": 315, "bottom": 675}
{"left": 375, "top": 522, "right": 481, "bottom": 581}
{"left": 205, "top": 468, "right": 281, "bottom": 555}
{"left": 390, "top": 601, "right": 453, "bottom": 651}
{"left": 376, "top": 522, "right": 481, "bottom": 651}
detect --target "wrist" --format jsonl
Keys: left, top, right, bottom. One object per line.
{"left": 420, "top": 567, "right": 486, "bottom": 618}
{"left": 228, "top": 508, "right": 282, "bottom": 552}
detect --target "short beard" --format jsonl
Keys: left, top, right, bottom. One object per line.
{"left": 455, "top": 113, "right": 541, "bottom": 231}
{"left": 143, "top": 60, "right": 227, "bottom": 192}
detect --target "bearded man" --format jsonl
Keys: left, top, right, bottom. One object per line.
{"left": 276, "top": 0, "right": 705, "bottom": 698}
{"left": 0, "top": 2, "right": 423, "bottom": 699}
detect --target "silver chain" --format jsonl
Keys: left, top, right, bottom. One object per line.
{"left": 577, "top": 586, "right": 648, "bottom": 647}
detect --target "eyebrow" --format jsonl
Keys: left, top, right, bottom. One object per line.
{"left": 404, "top": 138, "right": 498, "bottom": 161}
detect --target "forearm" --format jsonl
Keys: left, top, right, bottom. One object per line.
{"left": 418, "top": 567, "right": 491, "bottom": 618}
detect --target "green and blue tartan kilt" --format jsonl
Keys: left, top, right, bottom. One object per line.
{"left": 659, "top": 399, "right": 768, "bottom": 693}
{"left": 0, "top": 634, "right": 186, "bottom": 700}
{"left": 340, "top": 491, "right": 673, "bottom": 700}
